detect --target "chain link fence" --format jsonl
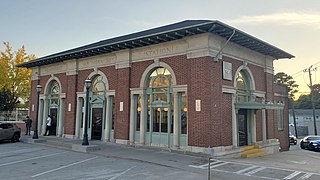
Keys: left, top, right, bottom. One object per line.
{"left": 0, "top": 109, "right": 29, "bottom": 121}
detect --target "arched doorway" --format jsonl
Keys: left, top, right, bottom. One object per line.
{"left": 89, "top": 75, "right": 106, "bottom": 140}
{"left": 235, "top": 69, "right": 254, "bottom": 146}
{"left": 47, "top": 81, "right": 60, "bottom": 136}
{"left": 145, "top": 67, "right": 173, "bottom": 146}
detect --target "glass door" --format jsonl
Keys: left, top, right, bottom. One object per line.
{"left": 238, "top": 109, "right": 248, "bottom": 146}
{"left": 91, "top": 108, "right": 103, "bottom": 140}
{"left": 49, "top": 108, "right": 58, "bottom": 136}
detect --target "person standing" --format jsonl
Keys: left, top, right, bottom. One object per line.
{"left": 25, "top": 116, "right": 32, "bottom": 135}
{"left": 45, "top": 115, "right": 52, "bottom": 136}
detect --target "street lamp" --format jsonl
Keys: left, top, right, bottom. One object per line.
{"left": 82, "top": 79, "right": 91, "bottom": 146}
{"left": 32, "top": 84, "right": 42, "bottom": 139}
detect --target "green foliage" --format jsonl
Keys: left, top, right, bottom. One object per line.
{"left": 0, "top": 42, "right": 35, "bottom": 110}
{"left": 274, "top": 72, "right": 299, "bottom": 100}
{"left": 294, "top": 84, "right": 320, "bottom": 109}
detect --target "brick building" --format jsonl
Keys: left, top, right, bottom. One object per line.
{"left": 18, "top": 20, "right": 293, "bottom": 156}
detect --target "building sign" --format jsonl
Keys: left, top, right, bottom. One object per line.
{"left": 223, "top": 61, "right": 232, "bottom": 81}
{"left": 196, "top": 100, "right": 201, "bottom": 112}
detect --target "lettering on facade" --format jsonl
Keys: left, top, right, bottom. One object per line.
{"left": 79, "top": 56, "right": 116, "bottom": 69}
{"left": 41, "top": 64, "right": 66, "bottom": 75}
{"left": 133, "top": 43, "right": 186, "bottom": 59}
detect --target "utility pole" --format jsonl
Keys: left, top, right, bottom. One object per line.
{"left": 291, "top": 101, "right": 298, "bottom": 138}
{"left": 304, "top": 65, "right": 318, "bottom": 135}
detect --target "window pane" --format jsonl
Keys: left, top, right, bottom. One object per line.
{"left": 136, "top": 95, "right": 141, "bottom": 131}
{"left": 181, "top": 93, "right": 188, "bottom": 134}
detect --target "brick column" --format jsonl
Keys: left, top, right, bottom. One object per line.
{"left": 64, "top": 74, "right": 77, "bottom": 135}
{"left": 115, "top": 67, "right": 130, "bottom": 140}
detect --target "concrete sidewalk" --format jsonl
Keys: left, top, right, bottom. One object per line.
{"left": 20, "top": 134, "right": 207, "bottom": 170}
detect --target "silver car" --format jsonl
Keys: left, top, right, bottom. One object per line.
{"left": 0, "top": 122, "right": 21, "bottom": 142}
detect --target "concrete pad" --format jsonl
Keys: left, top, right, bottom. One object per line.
{"left": 25, "top": 138, "right": 46, "bottom": 143}
{"left": 72, "top": 144, "right": 101, "bottom": 153}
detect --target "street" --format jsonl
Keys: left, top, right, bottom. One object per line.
{"left": 0, "top": 140, "right": 319, "bottom": 180}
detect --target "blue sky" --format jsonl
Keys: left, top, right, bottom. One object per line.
{"left": 1, "top": 0, "right": 320, "bottom": 97}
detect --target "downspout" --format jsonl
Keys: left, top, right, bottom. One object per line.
{"left": 213, "top": 29, "right": 236, "bottom": 61}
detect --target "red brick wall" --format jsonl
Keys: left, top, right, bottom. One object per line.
{"left": 187, "top": 56, "right": 222, "bottom": 147}
{"left": 256, "top": 110, "right": 263, "bottom": 141}
{"left": 64, "top": 74, "right": 77, "bottom": 135}
{"left": 221, "top": 93, "right": 233, "bottom": 146}
{"left": 130, "top": 60, "right": 153, "bottom": 88}
{"left": 98, "top": 66, "right": 118, "bottom": 90}
{"left": 274, "top": 84, "right": 289, "bottom": 151}
{"left": 114, "top": 67, "right": 130, "bottom": 140}
{"left": 29, "top": 80, "right": 38, "bottom": 129}
{"left": 77, "top": 69, "right": 94, "bottom": 92}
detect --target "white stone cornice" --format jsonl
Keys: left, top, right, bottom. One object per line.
{"left": 115, "top": 49, "right": 131, "bottom": 69}
{"left": 130, "top": 88, "right": 143, "bottom": 95}
{"left": 172, "top": 85, "right": 187, "bottom": 93}
{"left": 222, "top": 85, "right": 236, "bottom": 94}
{"left": 106, "top": 90, "right": 115, "bottom": 96}
{"left": 66, "top": 60, "right": 78, "bottom": 75}
{"left": 253, "top": 91, "right": 266, "bottom": 98}
{"left": 31, "top": 67, "right": 40, "bottom": 80}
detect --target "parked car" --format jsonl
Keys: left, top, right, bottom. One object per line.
{"left": 289, "top": 133, "right": 297, "bottom": 145}
{"left": 300, "top": 135, "right": 320, "bottom": 150}
{"left": 0, "top": 122, "right": 21, "bottom": 142}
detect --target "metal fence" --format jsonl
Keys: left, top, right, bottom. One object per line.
{"left": 0, "top": 109, "right": 29, "bottom": 121}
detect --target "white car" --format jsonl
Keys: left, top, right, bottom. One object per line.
{"left": 0, "top": 122, "right": 21, "bottom": 142}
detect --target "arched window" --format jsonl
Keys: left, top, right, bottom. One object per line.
{"left": 236, "top": 70, "right": 251, "bottom": 102}
{"left": 49, "top": 81, "right": 60, "bottom": 106}
{"left": 91, "top": 75, "right": 105, "bottom": 96}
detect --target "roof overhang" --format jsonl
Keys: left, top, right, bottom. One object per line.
{"left": 235, "top": 102, "right": 285, "bottom": 110}
{"left": 17, "top": 20, "right": 295, "bottom": 68}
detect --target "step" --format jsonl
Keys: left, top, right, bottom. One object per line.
{"left": 241, "top": 145, "right": 267, "bottom": 158}
{"left": 241, "top": 150, "right": 267, "bottom": 158}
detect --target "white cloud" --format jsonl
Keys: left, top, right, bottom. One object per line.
{"left": 225, "top": 11, "right": 320, "bottom": 29}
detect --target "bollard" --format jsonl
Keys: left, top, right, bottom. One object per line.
{"left": 207, "top": 146, "right": 214, "bottom": 180}
{"left": 208, "top": 156, "right": 211, "bottom": 180}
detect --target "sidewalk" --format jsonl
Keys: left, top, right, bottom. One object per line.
{"left": 20, "top": 134, "right": 206, "bottom": 169}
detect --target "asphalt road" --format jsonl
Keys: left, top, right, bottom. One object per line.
{"left": 0, "top": 140, "right": 319, "bottom": 180}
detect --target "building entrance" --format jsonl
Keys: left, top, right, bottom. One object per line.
{"left": 50, "top": 108, "right": 58, "bottom": 136}
{"left": 150, "top": 107, "right": 171, "bottom": 146}
{"left": 238, "top": 109, "right": 248, "bottom": 146}
{"left": 91, "top": 108, "right": 103, "bottom": 140}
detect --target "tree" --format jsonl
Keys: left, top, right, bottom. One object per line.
{"left": 295, "top": 84, "right": 320, "bottom": 109}
{"left": 0, "top": 42, "right": 35, "bottom": 110}
{"left": 274, "top": 72, "right": 299, "bottom": 100}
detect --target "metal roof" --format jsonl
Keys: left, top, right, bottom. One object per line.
{"left": 17, "top": 20, "right": 294, "bottom": 68}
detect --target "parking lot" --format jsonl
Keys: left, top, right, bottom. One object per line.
{"left": 0, "top": 142, "right": 205, "bottom": 180}
{"left": 1, "top": 137, "right": 320, "bottom": 180}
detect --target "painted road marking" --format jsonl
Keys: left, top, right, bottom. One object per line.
{"left": 297, "top": 173, "right": 313, "bottom": 180}
{"left": 189, "top": 160, "right": 222, "bottom": 169}
{"left": 31, "top": 156, "right": 98, "bottom": 178}
{"left": 109, "top": 166, "right": 137, "bottom": 180}
{"left": 0, "top": 152, "right": 65, "bottom": 167}
{"left": 0, "top": 148, "right": 40, "bottom": 155}
{"left": 284, "top": 171, "right": 301, "bottom": 179}
{"left": 244, "top": 167, "right": 266, "bottom": 175}
{"left": 189, "top": 159, "right": 320, "bottom": 180}
{"left": 210, "top": 162, "right": 229, "bottom": 168}
{"left": 235, "top": 165, "right": 258, "bottom": 174}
